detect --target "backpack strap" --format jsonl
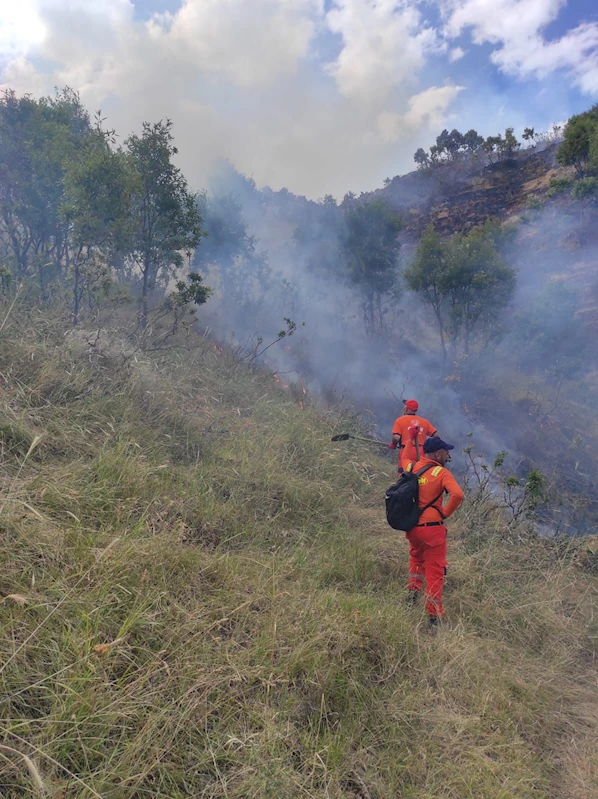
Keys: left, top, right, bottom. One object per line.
{"left": 419, "top": 492, "right": 445, "bottom": 519}
{"left": 414, "top": 464, "right": 435, "bottom": 477}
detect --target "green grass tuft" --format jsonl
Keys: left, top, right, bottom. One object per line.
{"left": 0, "top": 310, "right": 596, "bottom": 798}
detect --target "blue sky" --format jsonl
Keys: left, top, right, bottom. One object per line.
{"left": 1, "top": 1, "right": 597, "bottom": 198}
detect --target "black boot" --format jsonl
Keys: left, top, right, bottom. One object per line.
{"left": 428, "top": 615, "right": 439, "bottom": 630}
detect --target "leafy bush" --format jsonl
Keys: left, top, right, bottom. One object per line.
{"left": 525, "top": 195, "right": 543, "bottom": 210}
{"left": 546, "top": 176, "right": 573, "bottom": 197}
{"left": 573, "top": 176, "right": 598, "bottom": 200}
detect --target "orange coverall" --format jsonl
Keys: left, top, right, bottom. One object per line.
{"left": 392, "top": 414, "right": 437, "bottom": 471}
{"left": 405, "top": 457, "right": 464, "bottom": 617}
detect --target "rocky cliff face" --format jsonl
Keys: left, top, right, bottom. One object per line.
{"left": 369, "top": 142, "right": 598, "bottom": 331}
{"left": 373, "top": 142, "right": 561, "bottom": 237}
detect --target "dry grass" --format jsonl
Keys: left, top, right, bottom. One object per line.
{"left": 0, "top": 304, "right": 596, "bottom": 798}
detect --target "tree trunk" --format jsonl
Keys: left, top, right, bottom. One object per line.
{"left": 69, "top": 246, "right": 78, "bottom": 326}
{"left": 71, "top": 247, "right": 84, "bottom": 327}
{"left": 38, "top": 247, "right": 47, "bottom": 302}
{"left": 375, "top": 292, "right": 383, "bottom": 337}
{"left": 433, "top": 304, "right": 448, "bottom": 364}
{"left": 141, "top": 254, "right": 150, "bottom": 328}
{"left": 364, "top": 293, "right": 374, "bottom": 337}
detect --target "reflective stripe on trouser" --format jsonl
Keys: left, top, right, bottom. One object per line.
{"left": 406, "top": 571, "right": 425, "bottom": 591}
{"left": 405, "top": 524, "right": 447, "bottom": 617}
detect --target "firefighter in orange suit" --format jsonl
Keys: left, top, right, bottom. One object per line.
{"left": 405, "top": 436, "right": 464, "bottom": 628}
{"left": 389, "top": 399, "right": 437, "bottom": 473}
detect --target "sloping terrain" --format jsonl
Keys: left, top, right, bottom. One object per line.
{"left": 376, "top": 144, "right": 562, "bottom": 238}
{"left": 0, "top": 305, "right": 596, "bottom": 798}
{"left": 374, "top": 144, "right": 598, "bottom": 331}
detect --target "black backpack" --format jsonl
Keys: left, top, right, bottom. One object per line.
{"left": 385, "top": 464, "right": 442, "bottom": 532}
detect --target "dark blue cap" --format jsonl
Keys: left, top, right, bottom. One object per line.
{"left": 423, "top": 436, "right": 454, "bottom": 454}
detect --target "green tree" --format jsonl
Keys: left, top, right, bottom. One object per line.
{"left": 557, "top": 108, "right": 598, "bottom": 175}
{"left": 293, "top": 193, "right": 345, "bottom": 280}
{"left": 196, "top": 191, "right": 255, "bottom": 269}
{"left": 0, "top": 88, "right": 93, "bottom": 290}
{"left": 196, "top": 190, "right": 271, "bottom": 309}
{"left": 435, "top": 129, "right": 451, "bottom": 160}
{"left": 499, "top": 127, "right": 519, "bottom": 159}
{"left": 403, "top": 224, "right": 449, "bottom": 358}
{"left": 572, "top": 176, "right": 598, "bottom": 200}
{"left": 405, "top": 223, "right": 516, "bottom": 359}
{"left": 415, "top": 128, "right": 483, "bottom": 168}
{"left": 446, "top": 129, "right": 464, "bottom": 158}
{"left": 126, "top": 120, "right": 206, "bottom": 326}
{"left": 443, "top": 225, "right": 516, "bottom": 354}
{"left": 342, "top": 199, "right": 401, "bottom": 336}
{"left": 463, "top": 129, "right": 484, "bottom": 153}
{"left": 482, "top": 135, "right": 502, "bottom": 163}
{"left": 163, "top": 272, "right": 213, "bottom": 337}
{"left": 61, "top": 122, "right": 133, "bottom": 324}
{"left": 429, "top": 144, "right": 441, "bottom": 164}
{"left": 572, "top": 176, "right": 598, "bottom": 222}
{"left": 414, "top": 148, "right": 429, "bottom": 168}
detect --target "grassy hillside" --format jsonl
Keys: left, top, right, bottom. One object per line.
{"left": 0, "top": 303, "right": 597, "bottom": 798}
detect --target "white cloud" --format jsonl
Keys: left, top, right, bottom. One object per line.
{"left": 0, "top": 0, "right": 461, "bottom": 197}
{"left": 0, "top": 0, "right": 46, "bottom": 58}
{"left": 325, "top": 0, "right": 443, "bottom": 108}
{"left": 404, "top": 84, "right": 465, "bottom": 129}
{"left": 2, "top": 0, "right": 597, "bottom": 199}
{"left": 449, "top": 46, "right": 466, "bottom": 62}
{"left": 377, "top": 84, "right": 464, "bottom": 142}
{"left": 152, "top": 0, "right": 324, "bottom": 87}
{"left": 442, "top": 0, "right": 598, "bottom": 94}
{"left": 0, "top": 55, "right": 48, "bottom": 97}
{"left": 443, "top": 0, "right": 564, "bottom": 42}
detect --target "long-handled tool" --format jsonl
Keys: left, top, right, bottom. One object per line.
{"left": 408, "top": 422, "right": 421, "bottom": 461}
{"left": 331, "top": 433, "right": 385, "bottom": 445}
